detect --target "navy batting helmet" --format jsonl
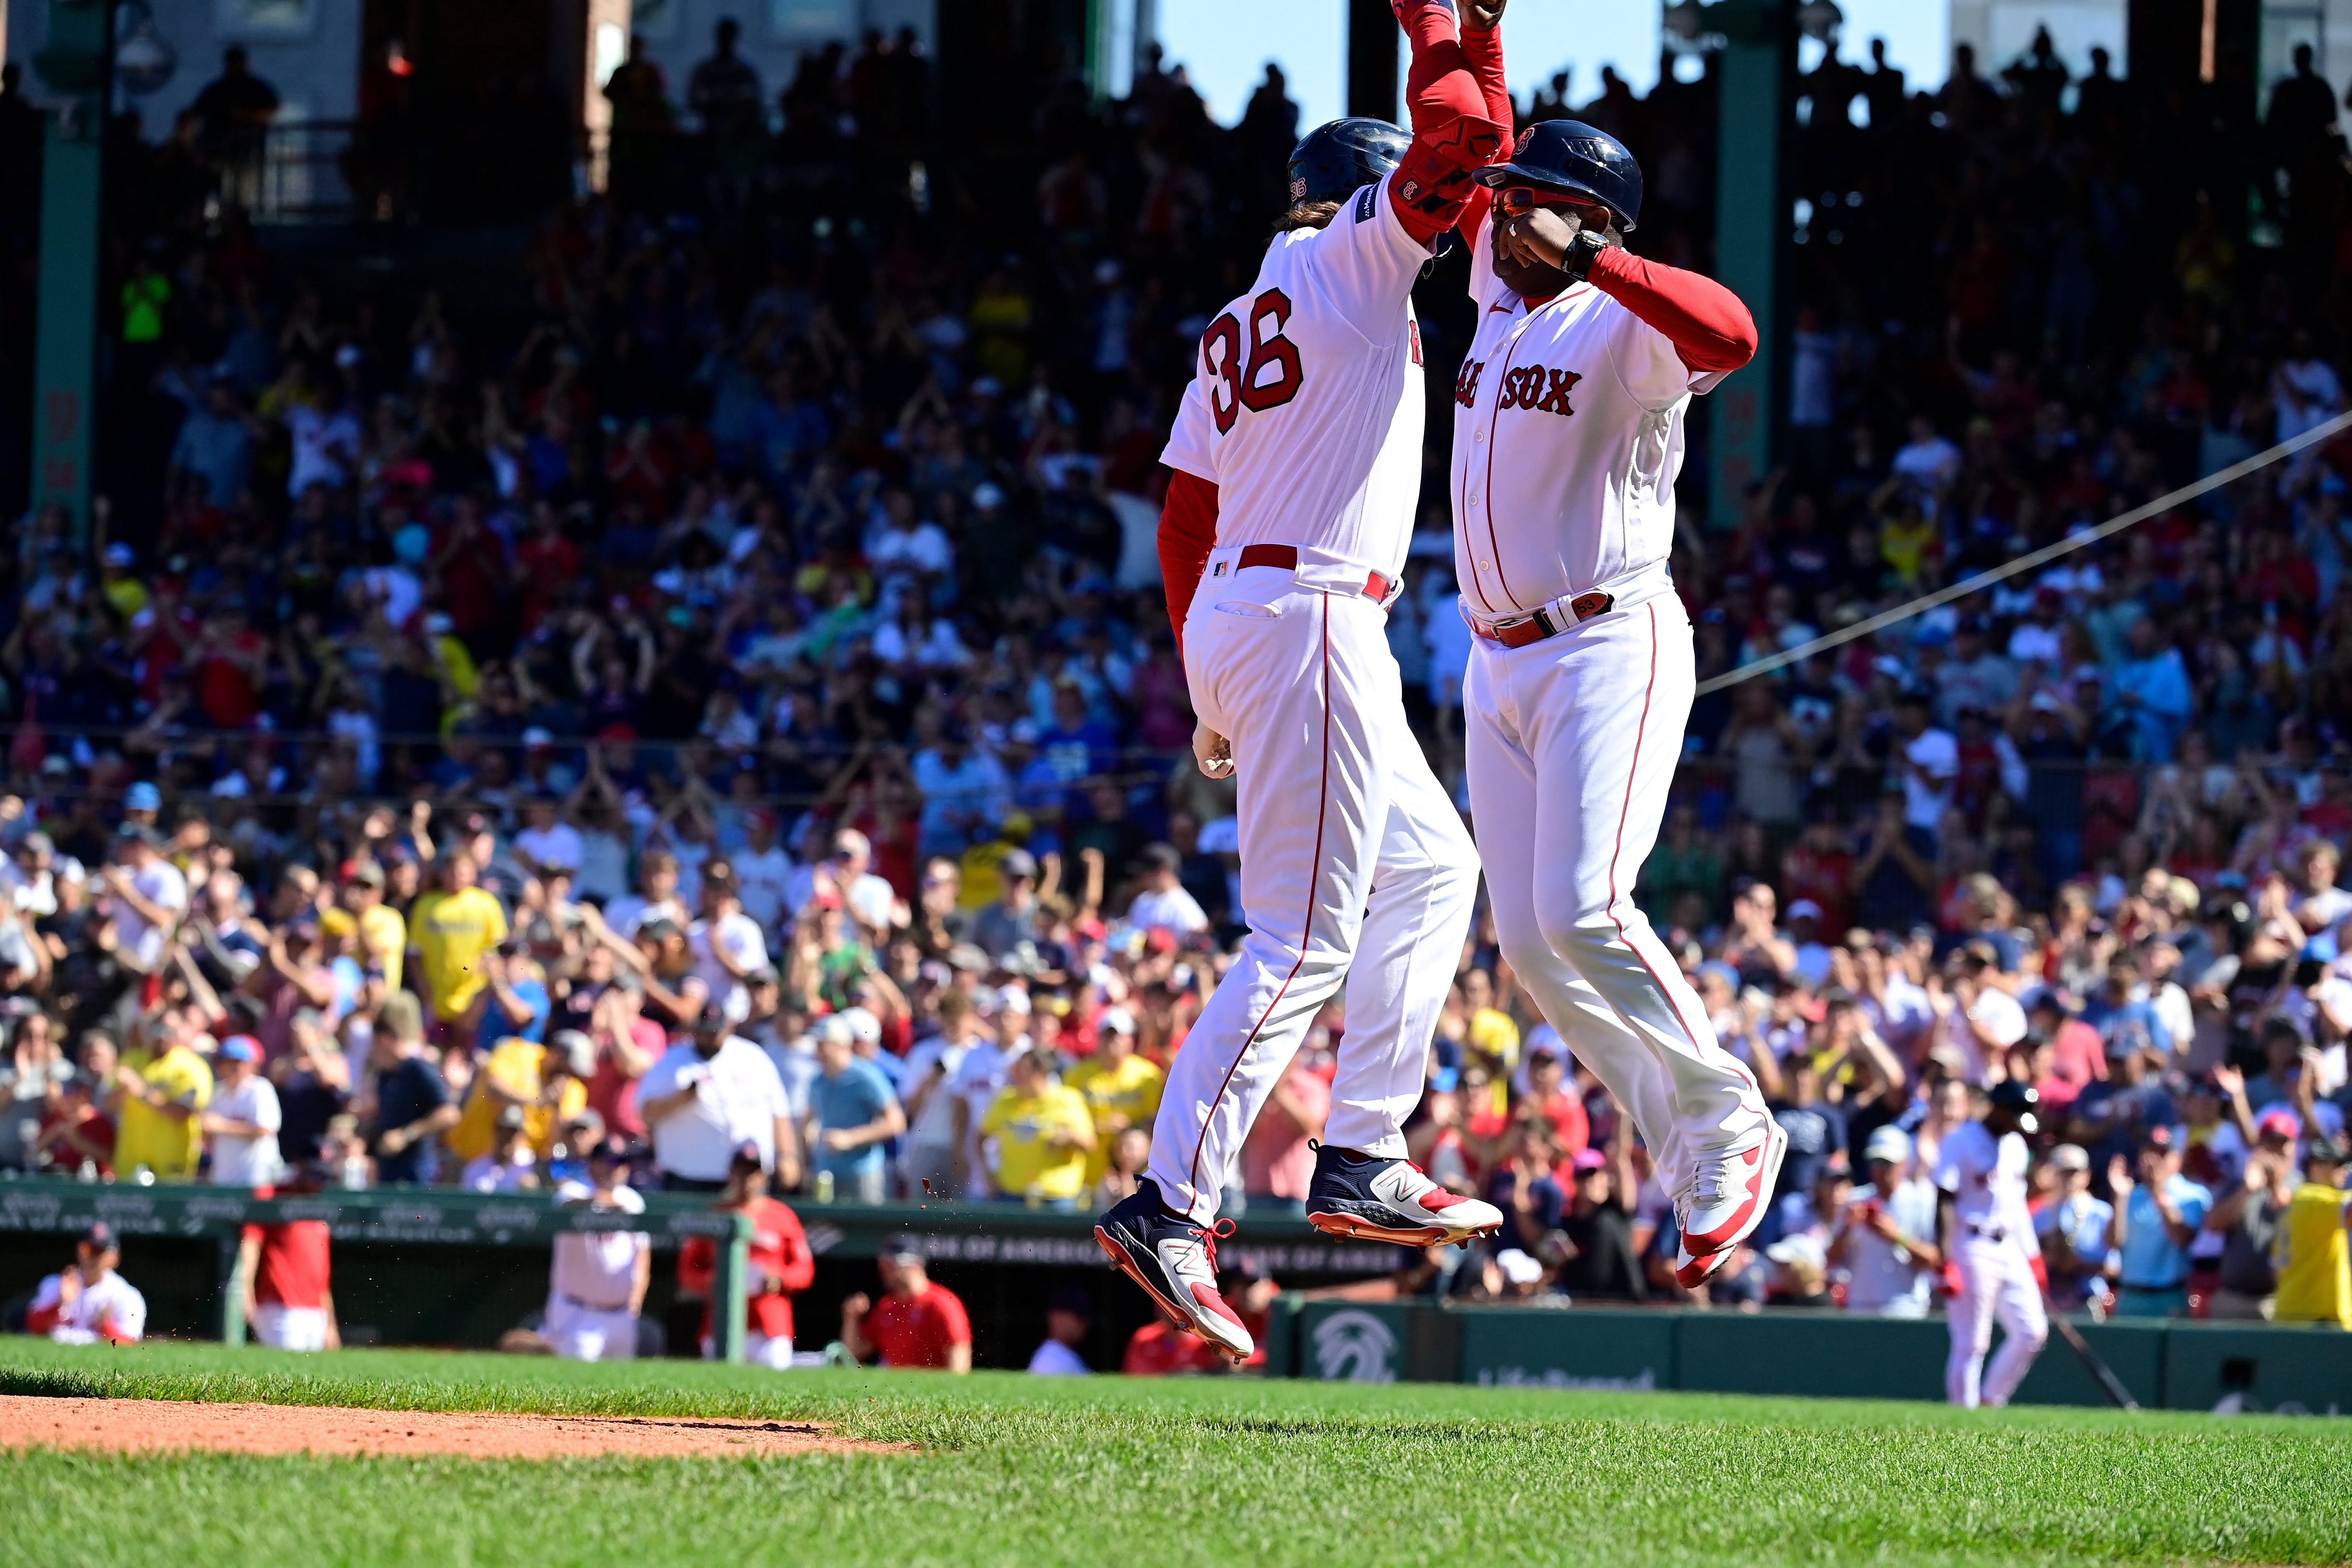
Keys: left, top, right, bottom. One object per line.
{"left": 1986, "top": 1079, "right": 2041, "bottom": 1136}
{"left": 1288, "top": 117, "right": 1411, "bottom": 207}
{"left": 1475, "top": 120, "right": 1643, "bottom": 231}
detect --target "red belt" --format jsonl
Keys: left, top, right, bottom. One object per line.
{"left": 1234, "top": 544, "right": 1394, "bottom": 604}
{"left": 1468, "top": 591, "right": 1617, "bottom": 648}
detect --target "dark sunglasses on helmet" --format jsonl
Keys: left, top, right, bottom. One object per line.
{"left": 1496, "top": 185, "right": 1614, "bottom": 226}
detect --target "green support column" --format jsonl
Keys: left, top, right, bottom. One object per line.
{"left": 1707, "top": 1, "right": 1788, "bottom": 525}
{"left": 709, "top": 1211, "right": 751, "bottom": 1364}
{"left": 218, "top": 1235, "right": 248, "bottom": 1347}
{"left": 31, "top": 0, "right": 114, "bottom": 545}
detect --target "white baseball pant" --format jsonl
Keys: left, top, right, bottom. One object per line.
{"left": 543, "top": 1296, "right": 639, "bottom": 1363}
{"left": 1946, "top": 1242, "right": 2047, "bottom": 1407}
{"left": 1149, "top": 555, "right": 1480, "bottom": 1223}
{"left": 252, "top": 1303, "right": 331, "bottom": 1353}
{"left": 1464, "top": 591, "right": 1770, "bottom": 1204}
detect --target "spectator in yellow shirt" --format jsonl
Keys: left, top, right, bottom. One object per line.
{"left": 112, "top": 1010, "right": 214, "bottom": 1180}
{"left": 338, "top": 861, "right": 407, "bottom": 992}
{"left": 1460, "top": 968, "right": 1521, "bottom": 1117}
{"left": 1066, "top": 1008, "right": 1162, "bottom": 1188}
{"left": 980, "top": 1048, "right": 1095, "bottom": 1210}
{"left": 407, "top": 853, "right": 507, "bottom": 1025}
{"left": 2272, "top": 1138, "right": 2352, "bottom": 1329}
{"left": 445, "top": 1031, "right": 595, "bottom": 1164}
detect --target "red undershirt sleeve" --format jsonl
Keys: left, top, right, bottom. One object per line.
{"left": 1158, "top": 469, "right": 1220, "bottom": 648}
{"left": 1454, "top": 24, "right": 1514, "bottom": 248}
{"left": 1388, "top": 13, "right": 1505, "bottom": 247}
{"left": 1586, "top": 246, "right": 1759, "bottom": 376}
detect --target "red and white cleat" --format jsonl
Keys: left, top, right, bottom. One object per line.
{"left": 1679, "top": 1121, "right": 1789, "bottom": 1260}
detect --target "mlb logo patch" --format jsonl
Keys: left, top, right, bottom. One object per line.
{"left": 1212, "top": 561, "right": 1228, "bottom": 577}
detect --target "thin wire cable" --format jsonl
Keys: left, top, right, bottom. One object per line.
{"left": 1692, "top": 406, "right": 2352, "bottom": 697}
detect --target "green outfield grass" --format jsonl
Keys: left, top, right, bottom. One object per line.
{"left": 0, "top": 1338, "right": 2345, "bottom": 1568}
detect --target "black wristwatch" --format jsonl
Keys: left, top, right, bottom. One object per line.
{"left": 1560, "top": 229, "right": 1608, "bottom": 283}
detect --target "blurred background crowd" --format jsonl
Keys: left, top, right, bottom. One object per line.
{"left": 0, "top": 11, "right": 2349, "bottom": 1345}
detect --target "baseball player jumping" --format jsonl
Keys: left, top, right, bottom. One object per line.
{"left": 1446, "top": 93, "right": 1785, "bottom": 1287}
{"left": 1096, "top": 0, "right": 1514, "bottom": 1360}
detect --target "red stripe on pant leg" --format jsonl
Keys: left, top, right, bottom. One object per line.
{"left": 1187, "top": 595, "right": 1335, "bottom": 1202}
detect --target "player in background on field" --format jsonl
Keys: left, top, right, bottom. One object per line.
{"left": 1095, "top": 0, "right": 1514, "bottom": 1362}
{"left": 24, "top": 1222, "right": 146, "bottom": 1345}
{"left": 1444, "top": 78, "right": 1781, "bottom": 1290}
{"left": 1936, "top": 1081, "right": 2048, "bottom": 1407}
{"left": 678, "top": 1139, "right": 816, "bottom": 1367}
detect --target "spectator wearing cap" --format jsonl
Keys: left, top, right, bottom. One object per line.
{"left": 678, "top": 1142, "right": 815, "bottom": 1368}
{"left": 1027, "top": 1285, "right": 1094, "bottom": 1375}
{"left": 1065, "top": 1007, "right": 1163, "bottom": 1191}
{"left": 360, "top": 993, "right": 458, "bottom": 1186}
{"left": 24, "top": 1224, "right": 145, "bottom": 1345}
{"left": 1933, "top": 941, "right": 2028, "bottom": 1084}
{"left": 2034, "top": 1143, "right": 2116, "bottom": 1312}
{"left": 2106, "top": 1127, "right": 2213, "bottom": 1317}
{"left": 405, "top": 852, "right": 508, "bottom": 1032}
{"left": 689, "top": 862, "right": 770, "bottom": 1021}
{"left": 2202, "top": 1122, "right": 2298, "bottom": 1320}
{"left": 898, "top": 990, "right": 982, "bottom": 1198}
{"left": 335, "top": 862, "right": 406, "bottom": 994}
{"left": 543, "top": 1138, "right": 652, "bottom": 1362}
{"left": 2272, "top": 1135, "right": 2352, "bottom": 1327}
{"left": 1833, "top": 1125, "right": 1944, "bottom": 1317}
{"left": 809, "top": 1015, "right": 904, "bottom": 1204}
{"left": 113, "top": 1007, "right": 213, "bottom": 1181}
{"left": 638, "top": 999, "right": 798, "bottom": 1193}
{"left": 98, "top": 823, "right": 188, "bottom": 975}
{"left": 448, "top": 1028, "right": 594, "bottom": 1171}
{"left": 1122, "top": 843, "right": 1208, "bottom": 937}
{"left": 1556, "top": 1136, "right": 1647, "bottom": 1301}
{"left": 970, "top": 849, "right": 1041, "bottom": 961}
{"left": 201, "top": 1034, "right": 282, "bottom": 1187}
{"left": 980, "top": 1046, "right": 1093, "bottom": 1211}
{"left": 839, "top": 1239, "right": 972, "bottom": 1372}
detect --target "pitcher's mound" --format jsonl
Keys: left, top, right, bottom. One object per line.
{"left": 0, "top": 1395, "right": 906, "bottom": 1460}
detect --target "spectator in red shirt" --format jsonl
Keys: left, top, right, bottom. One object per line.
{"left": 838, "top": 1237, "right": 971, "bottom": 1372}
{"left": 678, "top": 1142, "right": 814, "bottom": 1368}
{"left": 191, "top": 603, "right": 269, "bottom": 729}
{"left": 34, "top": 1071, "right": 115, "bottom": 1176}
{"left": 1521, "top": 1041, "right": 1591, "bottom": 1166}
{"left": 238, "top": 1179, "right": 339, "bottom": 1352}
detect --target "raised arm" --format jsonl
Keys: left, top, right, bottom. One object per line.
{"left": 1388, "top": 1, "right": 1509, "bottom": 247}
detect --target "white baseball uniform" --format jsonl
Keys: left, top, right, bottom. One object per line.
{"left": 1934, "top": 1119, "right": 2047, "bottom": 1407}
{"left": 1452, "top": 206, "right": 1769, "bottom": 1206}
{"left": 1150, "top": 174, "right": 1480, "bottom": 1224}
{"left": 544, "top": 1181, "right": 649, "bottom": 1362}
{"left": 28, "top": 1268, "right": 147, "bottom": 1344}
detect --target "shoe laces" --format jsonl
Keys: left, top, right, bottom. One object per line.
{"left": 1692, "top": 1157, "right": 1733, "bottom": 1206}
{"left": 1184, "top": 1216, "right": 1237, "bottom": 1274}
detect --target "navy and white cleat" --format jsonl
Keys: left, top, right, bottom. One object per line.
{"left": 1303, "top": 1142, "right": 1504, "bottom": 1247}
{"left": 1094, "top": 1179, "right": 1254, "bottom": 1364}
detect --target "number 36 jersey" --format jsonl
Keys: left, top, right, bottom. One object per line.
{"left": 1160, "top": 176, "right": 1435, "bottom": 577}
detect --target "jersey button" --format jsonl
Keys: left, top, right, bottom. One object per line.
{"left": 1473, "top": 430, "right": 1486, "bottom": 443}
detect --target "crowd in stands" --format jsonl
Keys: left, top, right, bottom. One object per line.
{"left": 0, "top": 13, "right": 2348, "bottom": 1356}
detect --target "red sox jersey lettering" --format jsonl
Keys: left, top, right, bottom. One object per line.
{"left": 1454, "top": 358, "right": 1483, "bottom": 408}
{"left": 1494, "top": 365, "right": 1581, "bottom": 416}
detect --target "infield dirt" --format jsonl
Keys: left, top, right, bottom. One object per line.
{"left": 0, "top": 1394, "right": 906, "bottom": 1460}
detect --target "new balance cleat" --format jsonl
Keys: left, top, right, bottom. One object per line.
{"left": 1680, "top": 1120, "right": 1788, "bottom": 1258}
{"left": 1304, "top": 1142, "right": 1504, "bottom": 1246}
{"left": 1094, "top": 1179, "right": 1253, "bottom": 1363}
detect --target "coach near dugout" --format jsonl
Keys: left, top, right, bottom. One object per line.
{"left": 1440, "top": 25, "right": 1780, "bottom": 1291}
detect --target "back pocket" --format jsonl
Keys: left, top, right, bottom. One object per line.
{"left": 1210, "top": 600, "right": 1281, "bottom": 620}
